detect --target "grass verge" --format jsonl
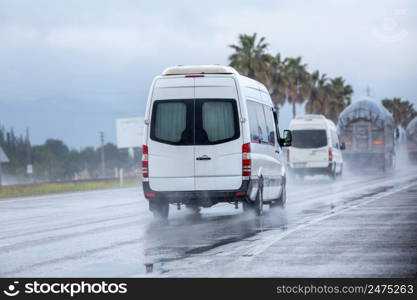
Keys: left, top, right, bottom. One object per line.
{"left": 0, "top": 178, "right": 140, "bottom": 199}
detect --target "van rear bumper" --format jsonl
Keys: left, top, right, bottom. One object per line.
{"left": 289, "top": 163, "right": 334, "bottom": 175}
{"left": 142, "top": 180, "right": 252, "bottom": 207}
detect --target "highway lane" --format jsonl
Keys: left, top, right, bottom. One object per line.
{"left": 0, "top": 165, "right": 416, "bottom": 277}
{"left": 159, "top": 180, "right": 417, "bottom": 277}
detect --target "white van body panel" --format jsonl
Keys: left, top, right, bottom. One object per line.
{"left": 147, "top": 77, "right": 195, "bottom": 191}
{"left": 240, "top": 78, "right": 283, "bottom": 200}
{"left": 288, "top": 115, "right": 343, "bottom": 173}
{"left": 152, "top": 77, "right": 194, "bottom": 99}
{"left": 259, "top": 90, "right": 282, "bottom": 200}
{"left": 194, "top": 77, "right": 242, "bottom": 190}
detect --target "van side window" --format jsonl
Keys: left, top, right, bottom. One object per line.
{"left": 247, "top": 101, "right": 260, "bottom": 142}
{"left": 263, "top": 105, "right": 276, "bottom": 145}
{"left": 247, "top": 100, "right": 268, "bottom": 144}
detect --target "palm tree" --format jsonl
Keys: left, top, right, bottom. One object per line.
{"left": 229, "top": 33, "right": 354, "bottom": 123}
{"left": 305, "top": 70, "right": 329, "bottom": 114}
{"left": 260, "top": 53, "right": 287, "bottom": 113}
{"left": 283, "top": 57, "right": 311, "bottom": 118}
{"left": 229, "top": 33, "right": 269, "bottom": 79}
{"left": 305, "top": 74, "right": 352, "bottom": 123}
{"left": 326, "top": 77, "right": 353, "bottom": 123}
{"left": 382, "top": 97, "right": 417, "bottom": 128}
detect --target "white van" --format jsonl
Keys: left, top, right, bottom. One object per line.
{"left": 142, "top": 65, "right": 292, "bottom": 219}
{"left": 287, "top": 115, "right": 344, "bottom": 179}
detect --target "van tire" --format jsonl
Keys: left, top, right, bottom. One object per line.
{"left": 338, "top": 165, "right": 343, "bottom": 177}
{"left": 254, "top": 185, "right": 264, "bottom": 216}
{"left": 150, "top": 200, "right": 169, "bottom": 220}
{"left": 329, "top": 165, "right": 337, "bottom": 180}
{"left": 242, "top": 179, "right": 264, "bottom": 216}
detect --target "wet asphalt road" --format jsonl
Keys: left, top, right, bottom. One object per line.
{"left": 1, "top": 165, "right": 416, "bottom": 277}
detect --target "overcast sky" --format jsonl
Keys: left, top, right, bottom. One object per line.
{"left": 0, "top": 0, "right": 416, "bottom": 148}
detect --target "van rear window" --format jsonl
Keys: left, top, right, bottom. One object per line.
{"left": 151, "top": 100, "right": 194, "bottom": 145}
{"left": 150, "top": 99, "right": 239, "bottom": 145}
{"left": 292, "top": 130, "right": 327, "bottom": 148}
{"left": 199, "top": 101, "right": 236, "bottom": 143}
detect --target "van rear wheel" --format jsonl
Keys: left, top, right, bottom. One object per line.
{"left": 254, "top": 186, "right": 263, "bottom": 216}
{"left": 150, "top": 200, "right": 169, "bottom": 220}
{"left": 242, "top": 189, "right": 263, "bottom": 216}
{"left": 329, "top": 165, "right": 337, "bottom": 180}
{"left": 242, "top": 184, "right": 263, "bottom": 216}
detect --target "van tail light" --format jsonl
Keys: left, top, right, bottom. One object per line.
{"left": 328, "top": 147, "right": 333, "bottom": 162}
{"left": 142, "top": 145, "right": 149, "bottom": 178}
{"left": 372, "top": 140, "right": 384, "bottom": 145}
{"left": 242, "top": 143, "right": 251, "bottom": 178}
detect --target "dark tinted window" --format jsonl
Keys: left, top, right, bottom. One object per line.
{"left": 263, "top": 105, "right": 276, "bottom": 145}
{"left": 292, "top": 129, "right": 328, "bottom": 148}
{"left": 150, "top": 99, "right": 239, "bottom": 146}
{"left": 247, "top": 101, "right": 260, "bottom": 142}
{"left": 247, "top": 100, "right": 269, "bottom": 144}
{"left": 196, "top": 99, "right": 240, "bottom": 145}
{"left": 151, "top": 100, "right": 194, "bottom": 145}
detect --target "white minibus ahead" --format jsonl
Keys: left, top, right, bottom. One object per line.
{"left": 288, "top": 114, "right": 344, "bottom": 180}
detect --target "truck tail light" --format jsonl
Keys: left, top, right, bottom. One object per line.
{"left": 242, "top": 143, "right": 251, "bottom": 178}
{"left": 142, "top": 145, "right": 149, "bottom": 178}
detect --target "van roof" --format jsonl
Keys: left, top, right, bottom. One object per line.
{"left": 290, "top": 114, "right": 336, "bottom": 130}
{"left": 162, "top": 65, "right": 239, "bottom": 76}
{"left": 295, "top": 114, "right": 326, "bottom": 120}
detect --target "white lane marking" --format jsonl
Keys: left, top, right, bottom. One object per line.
{"left": 240, "top": 181, "right": 417, "bottom": 260}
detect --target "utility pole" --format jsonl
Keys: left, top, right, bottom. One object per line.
{"left": 26, "top": 128, "right": 31, "bottom": 163}
{"left": 100, "top": 131, "right": 105, "bottom": 178}
{"left": 26, "top": 128, "right": 33, "bottom": 182}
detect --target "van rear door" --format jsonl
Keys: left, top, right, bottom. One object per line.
{"left": 148, "top": 77, "right": 195, "bottom": 191}
{"left": 290, "top": 129, "right": 329, "bottom": 164}
{"left": 194, "top": 77, "right": 243, "bottom": 191}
